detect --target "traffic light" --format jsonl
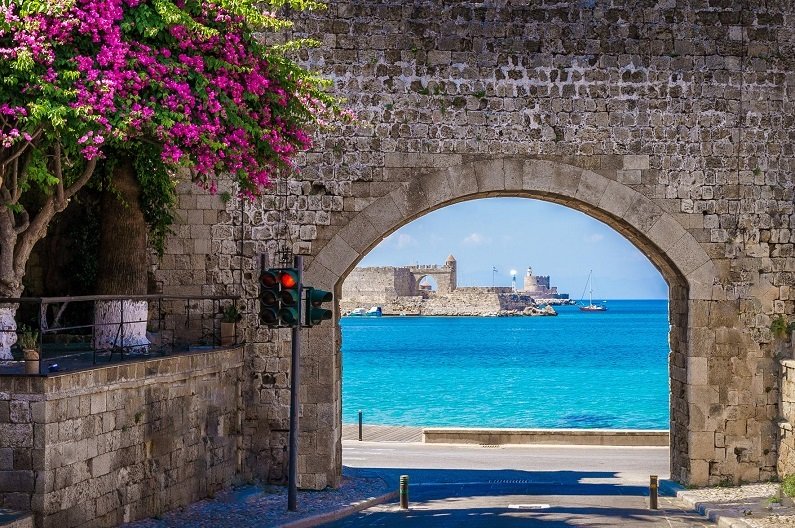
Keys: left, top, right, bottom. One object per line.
{"left": 278, "top": 268, "right": 301, "bottom": 327}
{"left": 259, "top": 267, "right": 301, "bottom": 327}
{"left": 304, "top": 288, "right": 333, "bottom": 327}
{"left": 260, "top": 268, "right": 281, "bottom": 326}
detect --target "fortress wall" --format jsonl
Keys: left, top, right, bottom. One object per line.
{"left": 498, "top": 294, "right": 537, "bottom": 311}
{"left": 340, "top": 267, "right": 399, "bottom": 303}
{"left": 147, "top": 0, "right": 795, "bottom": 490}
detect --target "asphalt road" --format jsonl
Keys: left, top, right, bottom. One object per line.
{"left": 323, "top": 441, "right": 715, "bottom": 527}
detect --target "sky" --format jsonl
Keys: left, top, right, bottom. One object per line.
{"left": 357, "top": 198, "right": 668, "bottom": 300}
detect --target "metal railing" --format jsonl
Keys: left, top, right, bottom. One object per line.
{"left": 0, "top": 294, "right": 241, "bottom": 376}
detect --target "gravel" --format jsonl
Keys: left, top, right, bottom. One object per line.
{"left": 123, "top": 474, "right": 392, "bottom": 528}
{"left": 678, "top": 483, "right": 795, "bottom": 528}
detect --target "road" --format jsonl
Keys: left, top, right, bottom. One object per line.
{"left": 323, "top": 441, "right": 714, "bottom": 527}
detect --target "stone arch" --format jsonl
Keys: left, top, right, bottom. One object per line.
{"left": 416, "top": 274, "right": 437, "bottom": 292}
{"left": 305, "top": 156, "right": 720, "bottom": 488}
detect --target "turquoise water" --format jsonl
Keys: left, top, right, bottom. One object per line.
{"left": 341, "top": 300, "right": 670, "bottom": 429}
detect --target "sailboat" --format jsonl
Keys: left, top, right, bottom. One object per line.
{"left": 579, "top": 270, "right": 607, "bottom": 312}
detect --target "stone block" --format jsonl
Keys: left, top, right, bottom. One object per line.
{"left": 598, "top": 181, "right": 637, "bottom": 219}
{"left": 473, "top": 158, "right": 505, "bottom": 193}
{"left": 90, "top": 393, "right": 106, "bottom": 415}
{"left": 313, "top": 236, "right": 359, "bottom": 280}
{"left": 623, "top": 155, "right": 650, "bottom": 170}
{"left": 503, "top": 158, "right": 524, "bottom": 191}
{"left": 617, "top": 169, "right": 642, "bottom": 184}
{"left": 445, "top": 162, "right": 479, "bottom": 199}
{"left": 575, "top": 170, "right": 609, "bottom": 206}
{"left": 522, "top": 159, "right": 556, "bottom": 193}
{"left": 419, "top": 169, "right": 455, "bottom": 207}
{"left": 647, "top": 214, "right": 687, "bottom": 252}
{"left": 9, "top": 401, "right": 30, "bottom": 424}
{"left": 689, "top": 431, "right": 717, "bottom": 459}
{"left": 0, "top": 470, "right": 34, "bottom": 492}
{"left": 546, "top": 162, "right": 582, "bottom": 198}
{"left": 668, "top": 234, "right": 711, "bottom": 276}
{"left": 687, "top": 357, "right": 709, "bottom": 385}
{"left": 0, "top": 424, "right": 33, "bottom": 448}
{"left": 0, "top": 448, "right": 12, "bottom": 470}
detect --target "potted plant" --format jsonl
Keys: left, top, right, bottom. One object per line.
{"left": 19, "top": 325, "right": 40, "bottom": 374}
{"left": 220, "top": 305, "right": 242, "bottom": 346}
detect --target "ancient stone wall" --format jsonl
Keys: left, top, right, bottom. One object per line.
{"left": 0, "top": 348, "right": 243, "bottom": 527}
{"left": 147, "top": 0, "right": 794, "bottom": 491}
{"left": 778, "top": 356, "right": 795, "bottom": 478}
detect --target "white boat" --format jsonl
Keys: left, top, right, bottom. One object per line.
{"left": 578, "top": 270, "right": 607, "bottom": 312}
{"left": 345, "top": 306, "right": 382, "bottom": 317}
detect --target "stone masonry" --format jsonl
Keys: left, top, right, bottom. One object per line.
{"left": 0, "top": 348, "right": 243, "bottom": 527}
{"left": 143, "top": 0, "right": 795, "bottom": 496}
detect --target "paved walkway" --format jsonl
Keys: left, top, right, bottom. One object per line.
{"left": 329, "top": 440, "right": 714, "bottom": 527}
{"left": 342, "top": 424, "right": 422, "bottom": 442}
{"left": 119, "top": 436, "right": 795, "bottom": 528}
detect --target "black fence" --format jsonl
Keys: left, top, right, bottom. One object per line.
{"left": 0, "top": 294, "right": 241, "bottom": 376}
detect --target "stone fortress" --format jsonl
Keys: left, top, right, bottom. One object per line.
{"left": 341, "top": 255, "right": 568, "bottom": 316}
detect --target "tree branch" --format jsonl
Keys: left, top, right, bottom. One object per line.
{"left": 63, "top": 157, "right": 97, "bottom": 201}
{"left": 12, "top": 208, "right": 28, "bottom": 235}
{"left": 0, "top": 127, "right": 42, "bottom": 172}
{"left": 54, "top": 142, "right": 64, "bottom": 207}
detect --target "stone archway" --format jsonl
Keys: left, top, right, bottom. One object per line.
{"left": 304, "top": 156, "right": 731, "bottom": 489}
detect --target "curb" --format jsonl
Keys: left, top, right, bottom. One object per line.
{"left": 677, "top": 494, "right": 755, "bottom": 528}
{"left": 277, "top": 491, "right": 398, "bottom": 528}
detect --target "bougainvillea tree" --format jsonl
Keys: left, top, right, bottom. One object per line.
{"left": 0, "top": 0, "right": 348, "bottom": 357}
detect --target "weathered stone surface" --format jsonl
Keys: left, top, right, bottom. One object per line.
{"left": 0, "top": 348, "right": 243, "bottom": 526}
{"left": 139, "top": 0, "right": 793, "bottom": 498}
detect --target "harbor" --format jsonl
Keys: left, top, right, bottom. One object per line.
{"left": 341, "top": 256, "right": 575, "bottom": 317}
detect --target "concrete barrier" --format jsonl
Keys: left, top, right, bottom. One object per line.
{"left": 422, "top": 428, "right": 669, "bottom": 447}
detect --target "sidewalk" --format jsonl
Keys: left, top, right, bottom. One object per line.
{"left": 678, "top": 483, "right": 795, "bottom": 528}
{"left": 122, "top": 474, "right": 394, "bottom": 528}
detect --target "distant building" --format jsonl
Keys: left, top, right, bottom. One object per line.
{"left": 521, "top": 267, "right": 569, "bottom": 299}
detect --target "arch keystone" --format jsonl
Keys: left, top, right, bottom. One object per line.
{"left": 504, "top": 158, "right": 524, "bottom": 190}
{"left": 445, "top": 163, "right": 478, "bottom": 198}
{"left": 522, "top": 159, "right": 557, "bottom": 193}
{"left": 474, "top": 158, "right": 506, "bottom": 192}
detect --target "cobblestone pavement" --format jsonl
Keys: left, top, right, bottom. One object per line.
{"left": 678, "top": 483, "right": 795, "bottom": 527}
{"left": 123, "top": 474, "right": 391, "bottom": 528}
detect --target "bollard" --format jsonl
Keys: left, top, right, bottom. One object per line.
{"left": 358, "top": 410, "right": 363, "bottom": 441}
{"left": 649, "top": 475, "right": 658, "bottom": 510}
{"left": 399, "top": 475, "right": 409, "bottom": 509}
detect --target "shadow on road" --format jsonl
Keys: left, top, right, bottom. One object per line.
{"left": 344, "top": 466, "right": 681, "bottom": 497}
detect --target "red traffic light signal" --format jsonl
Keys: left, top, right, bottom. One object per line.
{"left": 279, "top": 270, "right": 298, "bottom": 289}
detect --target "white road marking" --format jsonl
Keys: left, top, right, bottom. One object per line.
{"left": 508, "top": 504, "right": 551, "bottom": 509}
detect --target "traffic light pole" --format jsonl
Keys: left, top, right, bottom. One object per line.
{"left": 287, "top": 255, "right": 302, "bottom": 512}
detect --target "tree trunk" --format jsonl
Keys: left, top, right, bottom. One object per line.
{"left": 0, "top": 206, "right": 20, "bottom": 359}
{"left": 93, "top": 159, "right": 150, "bottom": 352}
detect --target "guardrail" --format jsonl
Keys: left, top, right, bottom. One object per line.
{"left": 0, "top": 294, "right": 241, "bottom": 376}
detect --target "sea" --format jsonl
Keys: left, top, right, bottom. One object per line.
{"left": 341, "top": 299, "right": 669, "bottom": 430}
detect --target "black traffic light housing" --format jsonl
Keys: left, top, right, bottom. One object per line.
{"left": 304, "top": 287, "right": 333, "bottom": 327}
{"left": 260, "top": 267, "right": 301, "bottom": 328}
